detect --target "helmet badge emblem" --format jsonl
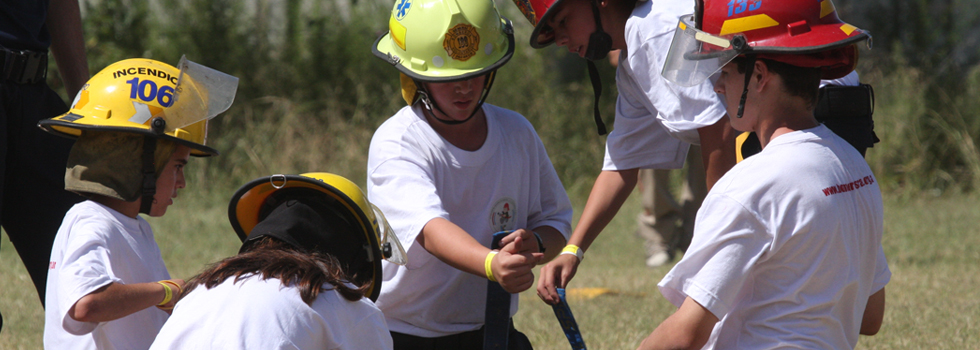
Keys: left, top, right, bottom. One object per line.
{"left": 395, "top": 0, "right": 412, "bottom": 20}
{"left": 443, "top": 23, "right": 480, "bottom": 62}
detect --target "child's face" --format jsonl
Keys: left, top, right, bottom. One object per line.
{"left": 424, "top": 75, "right": 487, "bottom": 121}
{"left": 714, "top": 62, "right": 756, "bottom": 132}
{"left": 148, "top": 145, "right": 191, "bottom": 217}
{"left": 545, "top": 0, "right": 598, "bottom": 58}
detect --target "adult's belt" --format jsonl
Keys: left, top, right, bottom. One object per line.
{"left": 1, "top": 47, "right": 48, "bottom": 85}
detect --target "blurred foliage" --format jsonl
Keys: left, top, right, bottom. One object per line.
{"left": 48, "top": 0, "right": 980, "bottom": 196}
{"left": 839, "top": 0, "right": 980, "bottom": 193}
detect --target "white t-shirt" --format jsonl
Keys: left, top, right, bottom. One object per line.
{"left": 659, "top": 125, "right": 890, "bottom": 349}
{"left": 149, "top": 275, "right": 392, "bottom": 350}
{"left": 367, "top": 103, "right": 573, "bottom": 337}
{"left": 603, "top": 0, "right": 728, "bottom": 171}
{"left": 44, "top": 200, "right": 171, "bottom": 350}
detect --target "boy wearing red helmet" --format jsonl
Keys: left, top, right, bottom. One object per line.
{"left": 639, "top": 0, "right": 889, "bottom": 349}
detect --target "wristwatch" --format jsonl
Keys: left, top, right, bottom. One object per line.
{"left": 531, "top": 231, "right": 545, "bottom": 253}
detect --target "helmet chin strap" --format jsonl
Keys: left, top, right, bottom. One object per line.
{"left": 416, "top": 71, "right": 497, "bottom": 126}
{"left": 736, "top": 55, "right": 757, "bottom": 119}
{"left": 139, "top": 117, "right": 167, "bottom": 215}
{"left": 583, "top": 0, "right": 613, "bottom": 135}
{"left": 584, "top": 0, "right": 613, "bottom": 61}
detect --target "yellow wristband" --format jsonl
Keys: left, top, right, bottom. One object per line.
{"left": 560, "top": 244, "right": 584, "bottom": 261}
{"left": 159, "top": 279, "right": 183, "bottom": 296}
{"left": 156, "top": 281, "right": 173, "bottom": 306}
{"left": 485, "top": 251, "right": 499, "bottom": 282}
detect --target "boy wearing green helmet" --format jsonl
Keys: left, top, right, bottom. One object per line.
{"left": 38, "top": 57, "right": 237, "bottom": 349}
{"left": 370, "top": 0, "right": 573, "bottom": 348}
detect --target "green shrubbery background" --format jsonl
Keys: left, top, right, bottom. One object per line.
{"left": 49, "top": 0, "right": 980, "bottom": 197}
{"left": 4, "top": 1, "right": 978, "bottom": 348}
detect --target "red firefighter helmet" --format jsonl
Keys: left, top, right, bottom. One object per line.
{"left": 511, "top": 0, "right": 568, "bottom": 48}
{"left": 663, "top": 0, "right": 870, "bottom": 87}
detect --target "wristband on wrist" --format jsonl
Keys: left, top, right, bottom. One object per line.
{"left": 160, "top": 280, "right": 182, "bottom": 297}
{"left": 485, "top": 251, "right": 499, "bottom": 282}
{"left": 560, "top": 244, "right": 584, "bottom": 261}
{"left": 156, "top": 281, "right": 173, "bottom": 306}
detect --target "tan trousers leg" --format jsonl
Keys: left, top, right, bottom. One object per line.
{"left": 636, "top": 168, "right": 681, "bottom": 266}
{"left": 678, "top": 145, "right": 707, "bottom": 252}
{"left": 636, "top": 145, "right": 709, "bottom": 266}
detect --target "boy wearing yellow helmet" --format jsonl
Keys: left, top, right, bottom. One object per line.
{"left": 638, "top": 0, "right": 888, "bottom": 348}
{"left": 38, "top": 57, "right": 237, "bottom": 350}
{"left": 370, "top": 0, "right": 573, "bottom": 348}
{"left": 150, "top": 173, "right": 407, "bottom": 350}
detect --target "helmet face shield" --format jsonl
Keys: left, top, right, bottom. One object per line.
{"left": 38, "top": 57, "right": 238, "bottom": 157}
{"left": 662, "top": 15, "right": 741, "bottom": 87}
{"left": 370, "top": 203, "right": 407, "bottom": 266}
{"left": 165, "top": 55, "right": 239, "bottom": 133}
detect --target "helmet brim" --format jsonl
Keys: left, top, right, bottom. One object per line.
{"left": 526, "top": 0, "right": 566, "bottom": 48}
{"left": 662, "top": 15, "right": 870, "bottom": 87}
{"left": 38, "top": 117, "right": 219, "bottom": 157}
{"left": 227, "top": 173, "right": 401, "bottom": 302}
{"left": 372, "top": 22, "right": 515, "bottom": 83}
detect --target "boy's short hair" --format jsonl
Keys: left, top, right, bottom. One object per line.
{"left": 733, "top": 56, "right": 822, "bottom": 109}
{"left": 65, "top": 130, "right": 177, "bottom": 202}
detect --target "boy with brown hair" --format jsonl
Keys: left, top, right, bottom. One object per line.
{"left": 640, "top": 0, "right": 888, "bottom": 348}
{"left": 39, "top": 57, "right": 237, "bottom": 349}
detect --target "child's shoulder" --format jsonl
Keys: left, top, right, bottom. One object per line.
{"left": 483, "top": 104, "right": 533, "bottom": 129}
{"left": 375, "top": 105, "right": 428, "bottom": 134}
{"left": 65, "top": 200, "right": 141, "bottom": 234}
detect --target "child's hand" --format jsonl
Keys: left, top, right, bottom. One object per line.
{"left": 536, "top": 254, "right": 580, "bottom": 305}
{"left": 498, "top": 229, "right": 541, "bottom": 254}
{"left": 492, "top": 235, "right": 544, "bottom": 293}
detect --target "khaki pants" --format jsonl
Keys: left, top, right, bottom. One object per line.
{"left": 636, "top": 145, "right": 707, "bottom": 265}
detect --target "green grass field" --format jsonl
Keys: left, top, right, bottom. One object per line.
{"left": 2, "top": 189, "right": 978, "bottom": 349}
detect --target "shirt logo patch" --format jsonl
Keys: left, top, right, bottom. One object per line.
{"left": 444, "top": 23, "right": 480, "bottom": 62}
{"left": 490, "top": 197, "right": 517, "bottom": 232}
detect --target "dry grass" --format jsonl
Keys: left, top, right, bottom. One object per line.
{"left": 4, "top": 190, "right": 979, "bottom": 349}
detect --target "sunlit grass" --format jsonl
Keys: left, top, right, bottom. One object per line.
{"left": 5, "top": 190, "right": 978, "bottom": 349}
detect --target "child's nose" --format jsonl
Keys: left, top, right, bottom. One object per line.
{"left": 455, "top": 80, "right": 473, "bottom": 93}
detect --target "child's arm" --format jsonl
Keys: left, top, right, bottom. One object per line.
{"left": 860, "top": 287, "right": 886, "bottom": 335}
{"left": 695, "top": 116, "right": 737, "bottom": 191}
{"left": 69, "top": 279, "right": 185, "bottom": 322}
{"left": 531, "top": 226, "right": 566, "bottom": 263}
{"left": 418, "top": 218, "right": 542, "bottom": 293}
{"left": 537, "top": 168, "right": 639, "bottom": 304}
{"left": 637, "top": 297, "right": 719, "bottom": 350}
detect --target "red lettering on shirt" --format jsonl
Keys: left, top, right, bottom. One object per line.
{"left": 822, "top": 175, "right": 875, "bottom": 196}
{"left": 49, "top": 261, "right": 56, "bottom": 269}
